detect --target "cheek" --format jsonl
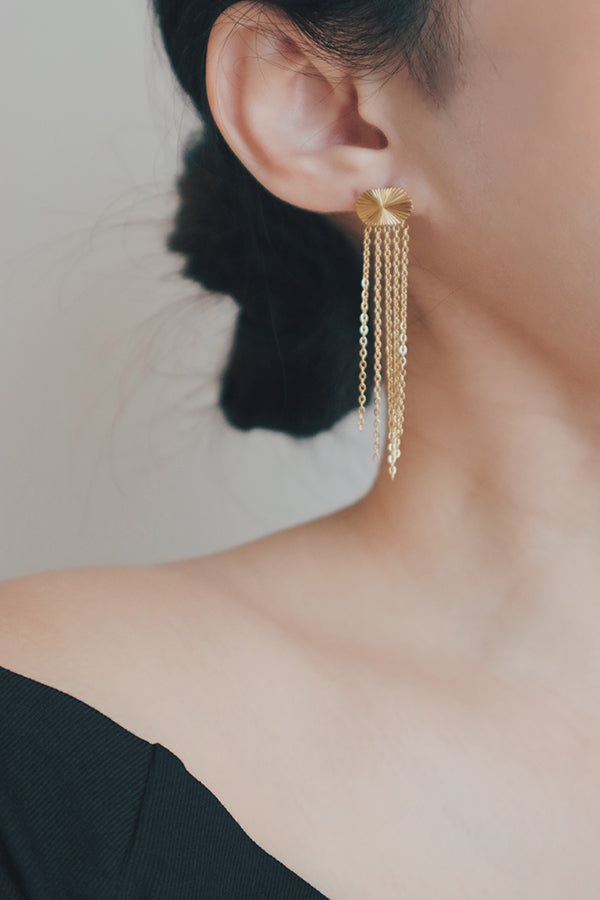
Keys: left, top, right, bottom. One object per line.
{"left": 455, "top": 1, "right": 600, "bottom": 211}
{"left": 428, "top": 0, "right": 600, "bottom": 316}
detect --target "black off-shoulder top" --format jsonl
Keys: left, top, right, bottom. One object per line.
{"left": 0, "top": 664, "right": 329, "bottom": 899}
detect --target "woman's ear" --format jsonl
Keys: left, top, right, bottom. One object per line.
{"left": 205, "top": 1, "right": 396, "bottom": 213}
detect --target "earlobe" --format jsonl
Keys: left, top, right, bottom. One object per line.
{"left": 205, "top": 2, "right": 392, "bottom": 213}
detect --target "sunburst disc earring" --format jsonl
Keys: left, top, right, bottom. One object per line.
{"left": 356, "top": 187, "right": 413, "bottom": 480}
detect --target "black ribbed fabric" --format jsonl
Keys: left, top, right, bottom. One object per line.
{"left": 0, "top": 665, "right": 329, "bottom": 899}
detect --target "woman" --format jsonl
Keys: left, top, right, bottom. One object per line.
{"left": 1, "top": 0, "right": 599, "bottom": 896}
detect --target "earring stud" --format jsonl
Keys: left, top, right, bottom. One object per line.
{"left": 356, "top": 188, "right": 413, "bottom": 480}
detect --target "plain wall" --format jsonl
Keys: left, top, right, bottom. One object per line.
{"left": 0, "top": 0, "right": 377, "bottom": 580}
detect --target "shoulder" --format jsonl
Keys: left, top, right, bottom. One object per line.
{"left": 0, "top": 554, "right": 316, "bottom": 750}
{"left": 0, "top": 563, "right": 183, "bottom": 672}
{"left": 0, "top": 567, "right": 187, "bottom": 896}
{"left": 0, "top": 562, "right": 237, "bottom": 746}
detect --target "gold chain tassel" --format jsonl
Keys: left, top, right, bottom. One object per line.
{"left": 372, "top": 229, "right": 384, "bottom": 461}
{"left": 357, "top": 226, "right": 371, "bottom": 433}
{"left": 355, "top": 188, "right": 413, "bottom": 480}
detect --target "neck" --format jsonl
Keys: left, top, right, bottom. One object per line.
{"left": 347, "top": 281, "right": 600, "bottom": 650}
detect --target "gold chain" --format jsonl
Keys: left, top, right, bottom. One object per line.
{"left": 395, "top": 225, "right": 410, "bottom": 467}
{"left": 358, "top": 227, "right": 372, "bottom": 431}
{"left": 383, "top": 227, "right": 396, "bottom": 474}
{"left": 372, "top": 229, "right": 384, "bottom": 461}
{"left": 389, "top": 228, "right": 401, "bottom": 471}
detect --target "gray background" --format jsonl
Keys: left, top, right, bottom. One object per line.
{"left": 0, "top": 0, "right": 377, "bottom": 580}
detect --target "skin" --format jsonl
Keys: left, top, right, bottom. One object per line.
{"left": 1, "top": 0, "right": 600, "bottom": 897}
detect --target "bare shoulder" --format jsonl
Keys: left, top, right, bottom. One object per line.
{"left": 0, "top": 564, "right": 187, "bottom": 669}
{"left": 0, "top": 562, "right": 240, "bottom": 746}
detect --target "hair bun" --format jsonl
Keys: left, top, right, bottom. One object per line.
{"left": 168, "top": 129, "right": 368, "bottom": 438}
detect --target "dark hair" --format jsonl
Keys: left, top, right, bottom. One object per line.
{"left": 152, "top": 0, "right": 455, "bottom": 437}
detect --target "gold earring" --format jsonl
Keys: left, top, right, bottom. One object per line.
{"left": 356, "top": 187, "right": 413, "bottom": 480}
